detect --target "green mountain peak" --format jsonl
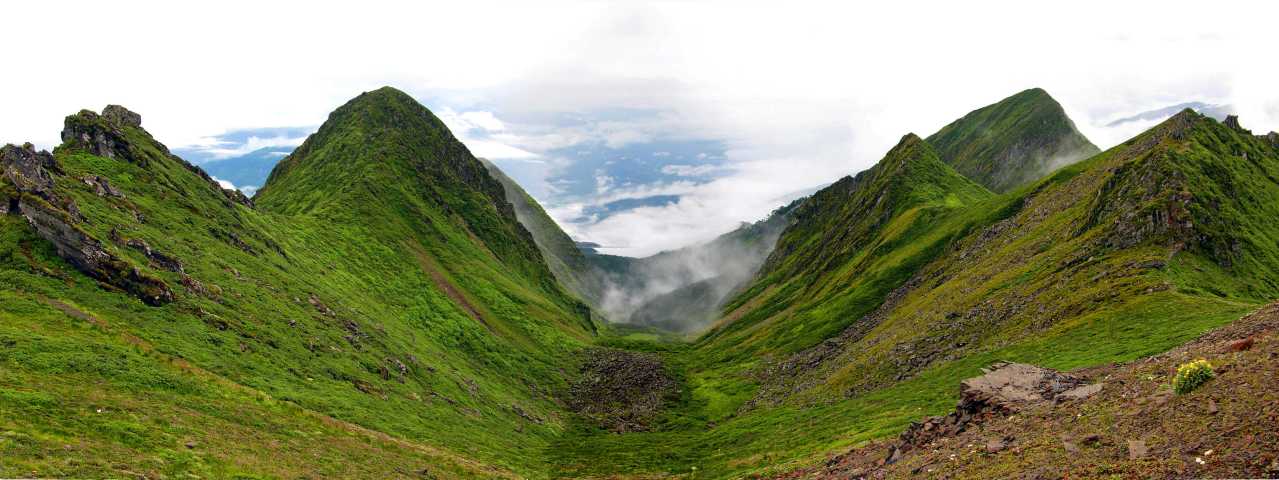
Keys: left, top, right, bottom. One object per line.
{"left": 253, "top": 88, "right": 575, "bottom": 300}
{"left": 926, "top": 87, "right": 1100, "bottom": 193}
{"left": 702, "top": 130, "right": 990, "bottom": 356}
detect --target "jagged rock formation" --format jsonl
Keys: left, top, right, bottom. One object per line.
{"left": 61, "top": 106, "right": 253, "bottom": 207}
{"left": 1223, "top": 114, "right": 1246, "bottom": 132}
{"left": 887, "top": 362, "right": 1098, "bottom": 462}
{"left": 926, "top": 88, "right": 1100, "bottom": 193}
{"left": 2, "top": 143, "right": 173, "bottom": 305}
{"left": 61, "top": 109, "right": 137, "bottom": 163}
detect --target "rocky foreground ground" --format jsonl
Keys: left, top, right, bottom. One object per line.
{"left": 770, "top": 302, "right": 1279, "bottom": 479}
{"left": 566, "top": 348, "right": 678, "bottom": 433}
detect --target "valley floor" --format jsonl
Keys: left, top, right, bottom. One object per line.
{"left": 545, "top": 293, "right": 1262, "bottom": 479}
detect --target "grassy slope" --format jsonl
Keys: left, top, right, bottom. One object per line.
{"left": 549, "top": 113, "right": 1279, "bottom": 478}
{"left": 1, "top": 90, "right": 593, "bottom": 478}
{"left": 699, "top": 133, "right": 992, "bottom": 362}
{"left": 787, "top": 302, "right": 1279, "bottom": 479}
{"left": 926, "top": 88, "right": 1100, "bottom": 193}
{"left": 479, "top": 158, "right": 605, "bottom": 309}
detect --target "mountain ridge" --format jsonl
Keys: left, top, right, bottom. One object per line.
{"left": 698, "top": 132, "right": 991, "bottom": 359}
{"left": 926, "top": 87, "right": 1101, "bottom": 193}
{"left": 6, "top": 87, "right": 1279, "bottom": 480}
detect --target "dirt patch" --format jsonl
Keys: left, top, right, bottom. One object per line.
{"left": 405, "top": 241, "right": 493, "bottom": 333}
{"left": 42, "top": 297, "right": 108, "bottom": 328}
{"left": 566, "top": 348, "right": 678, "bottom": 433}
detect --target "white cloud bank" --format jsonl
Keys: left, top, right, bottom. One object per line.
{"left": 189, "top": 134, "right": 310, "bottom": 160}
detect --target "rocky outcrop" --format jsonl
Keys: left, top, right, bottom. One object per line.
{"left": 566, "top": 348, "right": 677, "bottom": 433}
{"left": 2, "top": 143, "right": 61, "bottom": 197}
{"left": 1223, "top": 114, "right": 1248, "bottom": 133}
{"left": 82, "top": 175, "right": 124, "bottom": 198}
{"left": 1267, "top": 132, "right": 1279, "bottom": 148}
{"left": 886, "top": 362, "right": 1100, "bottom": 463}
{"left": 123, "top": 237, "right": 185, "bottom": 273}
{"left": 2, "top": 143, "right": 173, "bottom": 306}
{"left": 21, "top": 198, "right": 173, "bottom": 305}
{"left": 102, "top": 104, "right": 142, "bottom": 128}
{"left": 61, "top": 109, "right": 139, "bottom": 164}
{"left": 223, "top": 187, "right": 254, "bottom": 208}
{"left": 60, "top": 105, "right": 254, "bottom": 208}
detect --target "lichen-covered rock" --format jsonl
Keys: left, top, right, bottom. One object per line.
{"left": 958, "top": 362, "right": 1087, "bottom": 413}
{"left": 21, "top": 196, "right": 173, "bottom": 305}
{"left": 102, "top": 104, "right": 142, "bottom": 128}
{"left": 2, "top": 143, "right": 61, "bottom": 197}
{"left": 60, "top": 109, "right": 139, "bottom": 164}
{"left": 2, "top": 142, "right": 173, "bottom": 305}
{"left": 887, "top": 362, "right": 1093, "bottom": 463}
{"left": 82, "top": 175, "right": 125, "bottom": 198}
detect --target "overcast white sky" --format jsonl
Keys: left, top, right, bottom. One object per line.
{"left": 5, "top": 1, "right": 1277, "bottom": 256}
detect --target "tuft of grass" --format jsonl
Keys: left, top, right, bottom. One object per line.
{"left": 1172, "top": 359, "right": 1214, "bottom": 394}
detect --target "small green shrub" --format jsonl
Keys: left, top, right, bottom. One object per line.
{"left": 1172, "top": 359, "right": 1214, "bottom": 394}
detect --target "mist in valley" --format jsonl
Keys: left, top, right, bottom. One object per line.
{"left": 587, "top": 203, "right": 795, "bottom": 334}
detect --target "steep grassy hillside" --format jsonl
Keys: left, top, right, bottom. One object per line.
{"left": 699, "top": 133, "right": 992, "bottom": 360}
{"left": 926, "top": 88, "right": 1100, "bottom": 193}
{"left": 740, "top": 110, "right": 1279, "bottom": 406}
{"left": 480, "top": 158, "right": 606, "bottom": 309}
{"left": 1, "top": 90, "right": 594, "bottom": 478}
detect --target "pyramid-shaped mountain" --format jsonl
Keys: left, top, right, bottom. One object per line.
{"left": 1, "top": 91, "right": 596, "bottom": 478}
{"left": 926, "top": 87, "right": 1100, "bottom": 193}
{"left": 256, "top": 87, "right": 584, "bottom": 309}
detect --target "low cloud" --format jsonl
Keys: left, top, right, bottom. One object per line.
{"left": 661, "top": 164, "right": 728, "bottom": 177}
{"left": 175, "top": 127, "right": 315, "bottom": 164}
{"left": 435, "top": 107, "right": 540, "bottom": 160}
